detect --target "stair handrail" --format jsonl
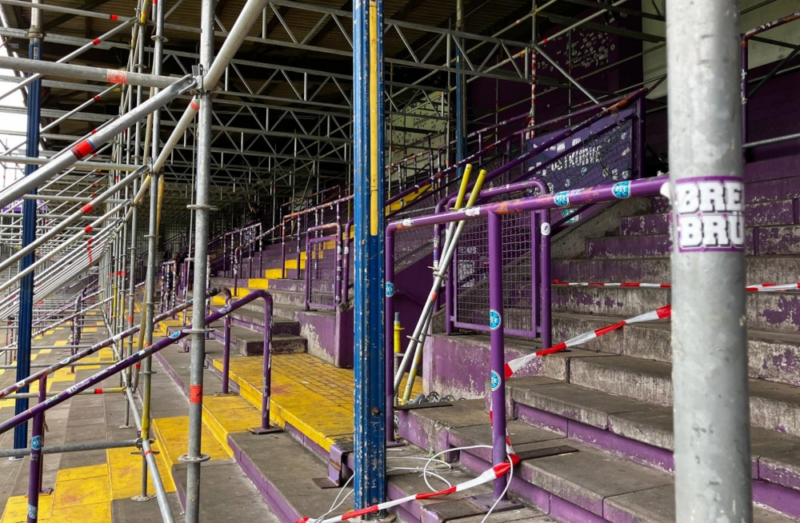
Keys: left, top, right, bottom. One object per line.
{"left": 0, "top": 287, "right": 280, "bottom": 436}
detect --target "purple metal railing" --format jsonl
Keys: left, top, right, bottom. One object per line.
{"left": 445, "top": 109, "right": 640, "bottom": 336}
{"left": 0, "top": 289, "right": 277, "bottom": 436}
{"left": 304, "top": 223, "right": 342, "bottom": 311}
{"left": 385, "top": 175, "right": 664, "bottom": 496}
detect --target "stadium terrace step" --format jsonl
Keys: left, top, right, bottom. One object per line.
{"left": 585, "top": 225, "right": 800, "bottom": 259}
{"left": 398, "top": 399, "right": 800, "bottom": 522}
{"left": 552, "top": 255, "right": 800, "bottom": 284}
{"left": 229, "top": 429, "right": 546, "bottom": 523}
{"left": 620, "top": 200, "right": 798, "bottom": 236}
{"left": 568, "top": 355, "right": 800, "bottom": 437}
{"left": 550, "top": 285, "right": 800, "bottom": 333}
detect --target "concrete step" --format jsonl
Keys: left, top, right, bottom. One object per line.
{"left": 506, "top": 378, "right": 800, "bottom": 518}
{"left": 550, "top": 285, "right": 800, "bottom": 333}
{"left": 569, "top": 355, "right": 800, "bottom": 437}
{"left": 397, "top": 398, "right": 800, "bottom": 522}
{"left": 552, "top": 255, "right": 800, "bottom": 284}
{"left": 217, "top": 306, "right": 301, "bottom": 336}
{"left": 207, "top": 321, "right": 306, "bottom": 356}
{"left": 551, "top": 311, "right": 800, "bottom": 386}
{"left": 230, "top": 428, "right": 544, "bottom": 523}
{"left": 621, "top": 199, "right": 798, "bottom": 236}
{"left": 423, "top": 332, "right": 617, "bottom": 400}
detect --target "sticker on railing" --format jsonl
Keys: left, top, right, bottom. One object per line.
{"left": 540, "top": 222, "right": 551, "bottom": 236}
{"left": 466, "top": 207, "right": 481, "bottom": 217}
{"left": 385, "top": 282, "right": 395, "bottom": 297}
{"left": 554, "top": 191, "right": 569, "bottom": 207}
{"left": 489, "top": 309, "right": 501, "bottom": 330}
{"left": 673, "top": 176, "right": 745, "bottom": 252}
{"left": 490, "top": 370, "right": 501, "bottom": 391}
{"left": 612, "top": 181, "right": 630, "bottom": 199}
{"left": 31, "top": 435, "right": 42, "bottom": 451}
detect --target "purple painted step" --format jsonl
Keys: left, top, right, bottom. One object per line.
{"left": 551, "top": 312, "right": 800, "bottom": 386}
{"left": 552, "top": 256, "right": 800, "bottom": 284}
{"left": 587, "top": 225, "right": 800, "bottom": 258}
{"left": 551, "top": 285, "right": 800, "bottom": 333}
{"left": 569, "top": 355, "right": 800, "bottom": 437}
{"left": 397, "top": 396, "right": 800, "bottom": 522}
{"left": 621, "top": 200, "right": 797, "bottom": 236}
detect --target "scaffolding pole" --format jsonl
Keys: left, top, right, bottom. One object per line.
{"left": 667, "top": 0, "right": 753, "bottom": 520}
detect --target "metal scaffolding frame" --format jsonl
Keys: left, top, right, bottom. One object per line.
{"left": 0, "top": 0, "right": 795, "bottom": 520}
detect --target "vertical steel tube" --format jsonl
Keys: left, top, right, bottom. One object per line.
{"left": 26, "top": 376, "right": 46, "bottom": 523}
{"left": 353, "top": 0, "right": 386, "bottom": 510}
{"left": 14, "top": 0, "right": 43, "bottom": 451}
{"left": 539, "top": 211, "right": 551, "bottom": 349}
{"left": 455, "top": 0, "right": 466, "bottom": 177}
{"left": 183, "top": 0, "right": 215, "bottom": 518}
{"left": 487, "top": 211, "right": 507, "bottom": 500}
{"left": 667, "top": 1, "right": 752, "bottom": 520}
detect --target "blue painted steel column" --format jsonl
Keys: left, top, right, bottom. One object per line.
{"left": 353, "top": 0, "right": 386, "bottom": 510}
{"left": 14, "top": 12, "right": 43, "bottom": 451}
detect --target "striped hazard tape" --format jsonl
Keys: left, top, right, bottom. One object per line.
{"left": 296, "top": 281, "right": 799, "bottom": 522}
{"left": 553, "top": 280, "right": 800, "bottom": 292}
{"left": 295, "top": 463, "right": 511, "bottom": 523}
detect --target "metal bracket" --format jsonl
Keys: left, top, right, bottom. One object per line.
{"left": 184, "top": 328, "right": 213, "bottom": 334}
{"left": 394, "top": 402, "right": 453, "bottom": 412}
{"left": 515, "top": 445, "right": 578, "bottom": 462}
{"left": 186, "top": 203, "right": 218, "bottom": 212}
{"left": 178, "top": 453, "right": 211, "bottom": 463}
{"left": 248, "top": 426, "right": 281, "bottom": 435}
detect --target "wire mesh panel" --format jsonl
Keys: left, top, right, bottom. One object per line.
{"left": 452, "top": 210, "right": 540, "bottom": 337}
{"left": 307, "top": 236, "right": 337, "bottom": 310}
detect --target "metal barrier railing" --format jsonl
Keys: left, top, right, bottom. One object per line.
{"left": 386, "top": 174, "right": 665, "bottom": 472}
{"left": 304, "top": 223, "right": 342, "bottom": 310}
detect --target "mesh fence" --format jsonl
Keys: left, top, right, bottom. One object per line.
{"left": 451, "top": 116, "right": 635, "bottom": 337}
{"left": 308, "top": 236, "right": 337, "bottom": 310}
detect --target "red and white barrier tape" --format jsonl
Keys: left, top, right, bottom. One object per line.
{"left": 553, "top": 279, "right": 670, "bottom": 288}
{"left": 296, "top": 280, "right": 799, "bottom": 522}
{"left": 553, "top": 280, "right": 800, "bottom": 293}
{"left": 296, "top": 463, "right": 511, "bottom": 523}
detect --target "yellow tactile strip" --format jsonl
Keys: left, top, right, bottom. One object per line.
{"left": 211, "top": 353, "right": 422, "bottom": 452}
{"left": 0, "top": 324, "right": 177, "bottom": 523}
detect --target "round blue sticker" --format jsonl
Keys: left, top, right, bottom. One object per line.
{"left": 612, "top": 181, "right": 631, "bottom": 199}
{"left": 489, "top": 309, "right": 501, "bottom": 330}
{"left": 385, "top": 282, "right": 395, "bottom": 297}
{"left": 490, "top": 371, "right": 501, "bottom": 391}
{"left": 554, "top": 191, "right": 570, "bottom": 207}
{"left": 31, "top": 435, "right": 42, "bottom": 451}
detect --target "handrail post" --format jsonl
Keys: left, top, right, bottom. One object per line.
{"left": 26, "top": 375, "right": 47, "bottom": 523}
{"left": 539, "top": 210, "right": 551, "bottom": 348}
{"left": 487, "top": 211, "right": 507, "bottom": 500}
{"left": 250, "top": 293, "right": 279, "bottom": 434}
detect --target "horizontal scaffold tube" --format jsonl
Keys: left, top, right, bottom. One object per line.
{"left": 0, "top": 56, "right": 178, "bottom": 89}
{"left": 0, "top": 75, "right": 194, "bottom": 210}
{"left": 0, "top": 289, "right": 269, "bottom": 435}
{"left": 0, "top": 165, "right": 146, "bottom": 275}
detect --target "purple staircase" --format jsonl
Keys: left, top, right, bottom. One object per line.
{"left": 398, "top": 156, "right": 800, "bottom": 522}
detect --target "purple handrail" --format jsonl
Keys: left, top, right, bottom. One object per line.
{"left": 385, "top": 175, "right": 665, "bottom": 486}
{"left": 0, "top": 289, "right": 272, "bottom": 435}
{"left": 0, "top": 294, "right": 209, "bottom": 400}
